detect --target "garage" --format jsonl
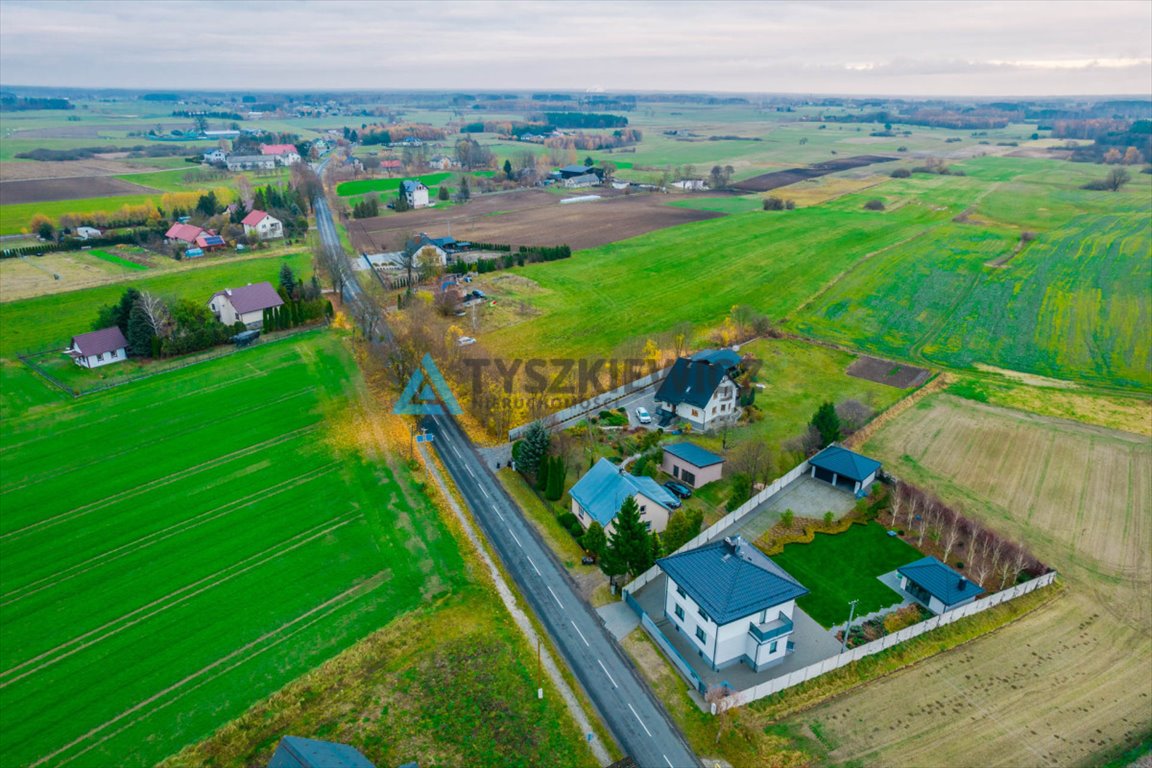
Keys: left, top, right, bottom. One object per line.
{"left": 808, "top": 445, "right": 882, "bottom": 497}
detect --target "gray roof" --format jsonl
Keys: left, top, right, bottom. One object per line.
{"left": 898, "top": 556, "right": 984, "bottom": 606}
{"left": 691, "top": 348, "right": 741, "bottom": 369}
{"left": 70, "top": 326, "right": 127, "bottom": 356}
{"left": 569, "top": 457, "right": 678, "bottom": 527}
{"left": 809, "top": 445, "right": 881, "bottom": 483}
{"left": 663, "top": 442, "right": 724, "bottom": 468}
{"left": 654, "top": 356, "right": 732, "bottom": 409}
{"left": 401, "top": 180, "right": 426, "bottom": 194}
{"left": 658, "top": 536, "right": 807, "bottom": 625}
{"left": 267, "top": 736, "right": 375, "bottom": 768}
{"left": 212, "top": 281, "right": 284, "bottom": 314}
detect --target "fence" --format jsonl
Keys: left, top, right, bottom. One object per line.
{"left": 624, "top": 459, "right": 812, "bottom": 594}
{"left": 507, "top": 365, "right": 672, "bottom": 441}
{"left": 624, "top": 590, "right": 707, "bottom": 695}
{"left": 715, "top": 570, "right": 1058, "bottom": 713}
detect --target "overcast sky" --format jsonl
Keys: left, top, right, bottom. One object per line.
{"left": 2, "top": 0, "right": 1150, "bottom": 96}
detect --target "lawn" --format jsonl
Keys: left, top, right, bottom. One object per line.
{"left": 0, "top": 193, "right": 165, "bottom": 235}
{"left": 0, "top": 334, "right": 468, "bottom": 767}
{"left": 88, "top": 247, "right": 147, "bottom": 270}
{"left": 0, "top": 250, "right": 310, "bottom": 356}
{"left": 336, "top": 171, "right": 495, "bottom": 197}
{"left": 770, "top": 523, "right": 922, "bottom": 628}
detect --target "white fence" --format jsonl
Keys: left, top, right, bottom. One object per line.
{"left": 507, "top": 365, "right": 671, "bottom": 441}
{"left": 624, "top": 459, "right": 812, "bottom": 594}
{"left": 716, "top": 570, "right": 1059, "bottom": 712}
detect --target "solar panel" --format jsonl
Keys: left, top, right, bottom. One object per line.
{"left": 201, "top": 236, "right": 225, "bottom": 246}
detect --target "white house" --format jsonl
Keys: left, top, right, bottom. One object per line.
{"left": 658, "top": 536, "right": 808, "bottom": 672}
{"left": 654, "top": 349, "right": 742, "bottom": 431}
{"left": 897, "top": 556, "right": 984, "bottom": 614}
{"left": 66, "top": 326, "right": 128, "bottom": 368}
{"left": 75, "top": 226, "right": 102, "bottom": 240}
{"left": 241, "top": 209, "right": 284, "bottom": 240}
{"left": 428, "top": 155, "right": 458, "bottom": 170}
{"left": 260, "top": 144, "right": 302, "bottom": 166}
{"left": 208, "top": 281, "right": 284, "bottom": 329}
{"left": 202, "top": 149, "right": 227, "bottom": 164}
{"left": 400, "top": 180, "right": 430, "bottom": 208}
{"left": 568, "top": 457, "right": 680, "bottom": 535}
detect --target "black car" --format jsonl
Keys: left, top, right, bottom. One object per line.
{"left": 663, "top": 480, "right": 693, "bottom": 499}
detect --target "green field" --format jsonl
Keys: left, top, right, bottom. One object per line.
{"left": 0, "top": 334, "right": 467, "bottom": 767}
{"left": 771, "top": 523, "right": 923, "bottom": 627}
{"left": 88, "top": 248, "right": 147, "bottom": 271}
{"left": 336, "top": 171, "right": 495, "bottom": 197}
{"left": 0, "top": 251, "right": 309, "bottom": 356}
{"left": 115, "top": 168, "right": 292, "bottom": 193}
{"left": 0, "top": 194, "right": 165, "bottom": 235}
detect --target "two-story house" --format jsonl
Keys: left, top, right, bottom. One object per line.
{"left": 569, "top": 457, "right": 680, "bottom": 534}
{"left": 658, "top": 535, "right": 808, "bottom": 672}
{"left": 400, "top": 180, "right": 430, "bottom": 208}
{"left": 654, "top": 349, "right": 742, "bottom": 431}
{"left": 208, "top": 282, "right": 284, "bottom": 329}
{"left": 259, "top": 144, "right": 302, "bottom": 166}
{"left": 241, "top": 210, "right": 284, "bottom": 240}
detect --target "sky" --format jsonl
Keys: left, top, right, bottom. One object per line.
{"left": 1, "top": 0, "right": 1150, "bottom": 97}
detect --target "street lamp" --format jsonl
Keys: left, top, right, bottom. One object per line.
{"left": 839, "top": 598, "right": 859, "bottom": 654}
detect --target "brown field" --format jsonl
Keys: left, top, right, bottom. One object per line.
{"left": 772, "top": 174, "right": 890, "bottom": 207}
{"left": 729, "top": 155, "right": 895, "bottom": 193}
{"left": 784, "top": 394, "right": 1151, "bottom": 767}
{"left": 0, "top": 176, "right": 161, "bottom": 205}
{"left": 0, "top": 159, "right": 170, "bottom": 180}
{"left": 847, "top": 356, "right": 931, "bottom": 389}
{"left": 346, "top": 188, "right": 724, "bottom": 252}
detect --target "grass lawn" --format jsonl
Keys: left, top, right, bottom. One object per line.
{"left": 88, "top": 247, "right": 148, "bottom": 270}
{"left": 0, "top": 334, "right": 468, "bottom": 767}
{"left": 0, "top": 194, "right": 164, "bottom": 235}
{"left": 770, "top": 523, "right": 922, "bottom": 628}
{"left": 336, "top": 171, "right": 494, "bottom": 197}
{"left": 666, "top": 196, "right": 764, "bottom": 215}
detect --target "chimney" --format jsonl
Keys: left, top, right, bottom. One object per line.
{"left": 957, "top": 576, "right": 967, "bottom": 591}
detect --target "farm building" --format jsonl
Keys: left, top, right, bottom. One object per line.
{"left": 400, "top": 180, "right": 430, "bottom": 208}
{"left": 661, "top": 442, "right": 724, "bottom": 488}
{"left": 66, "top": 326, "right": 128, "bottom": 369}
{"left": 658, "top": 535, "right": 808, "bottom": 672}
{"left": 654, "top": 349, "right": 741, "bottom": 431}
{"left": 267, "top": 736, "right": 375, "bottom": 768}
{"left": 194, "top": 232, "right": 226, "bottom": 251}
{"left": 259, "top": 144, "right": 302, "bottom": 165}
{"left": 556, "top": 164, "right": 601, "bottom": 179}
{"left": 208, "top": 282, "right": 284, "bottom": 329}
{"left": 897, "top": 556, "right": 984, "bottom": 614}
{"left": 562, "top": 173, "right": 601, "bottom": 188}
{"left": 569, "top": 457, "right": 680, "bottom": 534}
{"left": 226, "top": 154, "right": 276, "bottom": 171}
{"left": 165, "top": 222, "right": 206, "bottom": 245}
{"left": 75, "top": 226, "right": 102, "bottom": 240}
{"left": 808, "top": 444, "right": 881, "bottom": 496}
{"left": 242, "top": 210, "right": 284, "bottom": 240}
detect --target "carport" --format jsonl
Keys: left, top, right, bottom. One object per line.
{"left": 808, "top": 445, "right": 881, "bottom": 496}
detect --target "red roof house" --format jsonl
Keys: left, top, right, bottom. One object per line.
{"left": 165, "top": 222, "right": 205, "bottom": 244}
{"left": 260, "top": 144, "right": 299, "bottom": 156}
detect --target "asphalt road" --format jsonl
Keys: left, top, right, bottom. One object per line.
{"left": 426, "top": 413, "right": 700, "bottom": 768}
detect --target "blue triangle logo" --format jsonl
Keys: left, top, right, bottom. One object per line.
{"left": 395, "top": 353, "right": 462, "bottom": 416}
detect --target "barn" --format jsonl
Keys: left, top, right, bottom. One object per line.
{"left": 808, "top": 444, "right": 880, "bottom": 496}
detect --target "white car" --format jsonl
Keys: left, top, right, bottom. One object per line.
{"left": 457, "top": 336, "right": 477, "bottom": 346}
{"left": 635, "top": 407, "right": 652, "bottom": 424}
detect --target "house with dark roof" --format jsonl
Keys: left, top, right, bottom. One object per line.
{"left": 557, "top": 164, "right": 601, "bottom": 179}
{"left": 242, "top": 209, "right": 284, "bottom": 240}
{"left": 406, "top": 233, "right": 465, "bottom": 266}
{"left": 267, "top": 735, "right": 375, "bottom": 768}
{"left": 661, "top": 442, "right": 724, "bottom": 488}
{"left": 808, "top": 444, "right": 881, "bottom": 496}
{"left": 897, "top": 556, "right": 984, "bottom": 614}
{"left": 653, "top": 350, "right": 741, "bottom": 431}
{"left": 208, "top": 282, "right": 284, "bottom": 329}
{"left": 66, "top": 326, "right": 128, "bottom": 368}
{"left": 400, "top": 179, "right": 430, "bottom": 208}
{"left": 658, "top": 536, "right": 807, "bottom": 671}
{"left": 569, "top": 457, "right": 680, "bottom": 534}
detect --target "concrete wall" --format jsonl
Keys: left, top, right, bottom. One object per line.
{"left": 662, "top": 454, "right": 723, "bottom": 488}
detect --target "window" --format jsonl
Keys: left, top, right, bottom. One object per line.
{"left": 769, "top": 640, "right": 778, "bottom": 654}
{"left": 695, "top": 626, "right": 707, "bottom": 645}
{"left": 674, "top": 604, "right": 685, "bottom": 621}
{"left": 97, "top": 352, "right": 104, "bottom": 361}
{"left": 697, "top": 607, "right": 710, "bottom": 622}
{"left": 711, "top": 407, "right": 717, "bottom": 415}
{"left": 673, "top": 466, "right": 680, "bottom": 479}
{"left": 681, "top": 470, "right": 696, "bottom": 486}
{"left": 676, "top": 585, "right": 686, "bottom": 599}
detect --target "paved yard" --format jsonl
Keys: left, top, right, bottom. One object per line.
{"left": 717, "top": 474, "right": 856, "bottom": 543}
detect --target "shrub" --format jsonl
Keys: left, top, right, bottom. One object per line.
{"left": 823, "top": 511, "right": 835, "bottom": 526}
{"left": 890, "top": 168, "right": 911, "bottom": 178}
{"left": 780, "top": 509, "right": 795, "bottom": 528}
{"left": 863, "top": 198, "right": 886, "bottom": 211}
{"left": 557, "top": 512, "right": 583, "bottom": 538}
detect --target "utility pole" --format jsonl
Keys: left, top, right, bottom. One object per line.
{"left": 839, "top": 598, "right": 859, "bottom": 654}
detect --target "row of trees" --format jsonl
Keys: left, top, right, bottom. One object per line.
{"left": 95, "top": 287, "right": 232, "bottom": 358}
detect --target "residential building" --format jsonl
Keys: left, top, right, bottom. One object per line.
{"left": 194, "top": 232, "right": 226, "bottom": 251}
{"left": 379, "top": 159, "right": 403, "bottom": 171}
{"left": 202, "top": 149, "right": 227, "bottom": 164}
{"left": 654, "top": 349, "right": 742, "bottom": 431}
{"left": 658, "top": 535, "right": 808, "bottom": 672}
{"left": 67, "top": 327, "right": 128, "bottom": 369}
{"left": 661, "top": 442, "right": 725, "bottom": 488}
{"left": 568, "top": 457, "right": 680, "bottom": 534}
{"left": 898, "top": 556, "right": 984, "bottom": 614}
{"left": 242, "top": 210, "right": 284, "bottom": 240}
{"left": 165, "top": 222, "right": 206, "bottom": 245}
{"left": 226, "top": 154, "right": 276, "bottom": 171}
{"left": 260, "top": 143, "right": 302, "bottom": 165}
{"left": 400, "top": 180, "right": 430, "bottom": 208}
{"left": 808, "top": 444, "right": 881, "bottom": 496}
{"left": 428, "top": 155, "right": 458, "bottom": 170}
{"left": 267, "top": 736, "right": 375, "bottom": 768}
{"left": 208, "top": 281, "right": 284, "bottom": 329}
{"left": 406, "top": 232, "right": 466, "bottom": 265}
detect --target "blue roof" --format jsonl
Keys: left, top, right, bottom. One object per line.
{"left": 690, "top": 348, "right": 741, "bottom": 370}
{"left": 658, "top": 537, "right": 808, "bottom": 625}
{"left": 569, "top": 458, "right": 678, "bottom": 527}
{"left": 664, "top": 442, "right": 724, "bottom": 468}
{"left": 267, "top": 736, "right": 375, "bottom": 768}
{"left": 200, "top": 235, "right": 225, "bottom": 246}
{"left": 401, "top": 180, "right": 424, "bottom": 193}
{"left": 898, "top": 556, "right": 984, "bottom": 606}
{"left": 809, "top": 445, "right": 881, "bottom": 483}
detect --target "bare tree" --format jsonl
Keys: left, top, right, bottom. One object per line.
{"left": 835, "top": 399, "right": 875, "bottom": 436}
{"left": 940, "top": 510, "right": 964, "bottom": 564}
{"left": 136, "top": 291, "right": 171, "bottom": 337}
{"left": 704, "top": 685, "right": 742, "bottom": 744}
{"left": 728, "top": 440, "right": 775, "bottom": 486}
{"left": 887, "top": 481, "right": 905, "bottom": 527}
{"left": 970, "top": 527, "right": 993, "bottom": 585}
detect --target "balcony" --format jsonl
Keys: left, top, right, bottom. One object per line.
{"left": 748, "top": 613, "right": 794, "bottom": 644}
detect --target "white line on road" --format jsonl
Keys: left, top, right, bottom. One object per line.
{"left": 547, "top": 585, "right": 564, "bottom": 609}
{"left": 663, "top": 755, "right": 674, "bottom": 768}
{"left": 509, "top": 529, "right": 522, "bottom": 548}
{"left": 571, "top": 621, "right": 589, "bottom": 647}
{"left": 480, "top": 485, "right": 490, "bottom": 499}
{"left": 597, "top": 658, "right": 618, "bottom": 688}
{"left": 628, "top": 703, "right": 653, "bottom": 737}
{"left": 528, "top": 557, "right": 542, "bottom": 576}
{"left": 450, "top": 443, "right": 462, "bottom": 459}
{"left": 464, "top": 464, "right": 475, "bottom": 479}
{"left": 494, "top": 507, "right": 505, "bottom": 521}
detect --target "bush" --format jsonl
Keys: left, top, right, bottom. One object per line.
{"left": 890, "top": 168, "right": 911, "bottom": 178}
{"left": 780, "top": 509, "right": 795, "bottom": 528}
{"left": 557, "top": 513, "right": 584, "bottom": 539}
{"left": 863, "top": 198, "right": 886, "bottom": 211}
{"left": 763, "top": 196, "right": 794, "bottom": 211}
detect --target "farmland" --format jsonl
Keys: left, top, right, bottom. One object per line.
{"left": 776, "top": 394, "right": 1151, "bottom": 767}
{"left": 0, "top": 334, "right": 469, "bottom": 767}
{"left": 0, "top": 176, "right": 163, "bottom": 205}
{"left": 0, "top": 193, "right": 166, "bottom": 235}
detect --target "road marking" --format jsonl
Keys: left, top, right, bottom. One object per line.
{"left": 547, "top": 585, "right": 564, "bottom": 609}
{"left": 571, "top": 621, "right": 589, "bottom": 647}
{"left": 480, "top": 485, "right": 490, "bottom": 499}
{"left": 509, "top": 529, "right": 522, "bottom": 548}
{"left": 494, "top": 507, "right": 505, "bottom": 521}
{"left": 597, "top": 658, "right": 618, "bottom": 688}
{"left": 627, "top": 703, "right": 653, "bottom": 737}
{"left": 450, "top": 443, "right": 462, "bottom": 459}
{"left": 464, "top": 464, "right": 475, "bottom": 479}
{"left": 663, "top": 755, "right": 674, "bottom": 768}
{"left": 528, "top": 557, "right": 542, "bottom": 576}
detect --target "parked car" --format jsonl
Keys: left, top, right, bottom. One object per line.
{"left": 581, "top": 553, "right": 597, "bottom": 565}
{"left": 635, "top": 406, "right": 652, "bottom": 424}
{"left": 663, "top": 480, "right": 693, "bottom": 499}
{"left": 457, "top": 336, "right": 477, "bottom": 346}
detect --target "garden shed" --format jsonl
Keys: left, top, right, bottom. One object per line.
{"left": 808, "top": 444, "right": 881, "bottom": 496}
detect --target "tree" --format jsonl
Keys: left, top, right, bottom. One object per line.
{"left": 456, "top": 175, "right": 471, "bottom": 202}
{"left": 517, "top": 421, "right": 550, "bottom": 479}
{"left": 810, "top": 401, "right": 841, "bottom": 446}
{"left": 394, "top": 189, "right": 411, "bottom": 212}
{"left": 726, "top": 473, "right": 752, "bottom": 511}
{"left": 584, "top": 156, "right": 594, "bottom": 167}
{"left": 126, "top": 303, "right": 156, "bottom": 357}
{"left": 136, "top": 291, "right": 170, "bottom": 338}
{"left": 196, "top": 191, "right": 219, "bottom": 217}
{"left": 581, "top": 521, "right": 607, "bottom": 559}
{"left": 729, "top": 440, "right": 774, "bottom": 485}
{"left": 835, "top": 399, "right": 874, "bottom": 436}
{"left": 438, "top": 184, "right": 450, "bottom": 201}
{"left": 503, "top": 158, "right": 513, "bottom": 180}
{"left": 535, "top": 450, "right": 550, "bottom": 492}
{"left": 193, "top": 114, "right": 208, "bottom": 134}
{"left": 1106, "top": 167, "right": 1132, "bottom": 191}
{"left": 545, "top": 455, "right": 566, "bottom": 501}
{"left": 278, "top": 263, "right": 298, "bottom": 297}
{"left": 95, "top": 288, "right": 142, "bottom": 334}
{"left": 863, "top": 198, "right": 885, "bottom": 211}
{"left": 604, "top": 496, "right": 654, "bottom": 578}
{"left": 662, "top": 507, "right": 704, "bottom": 553}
